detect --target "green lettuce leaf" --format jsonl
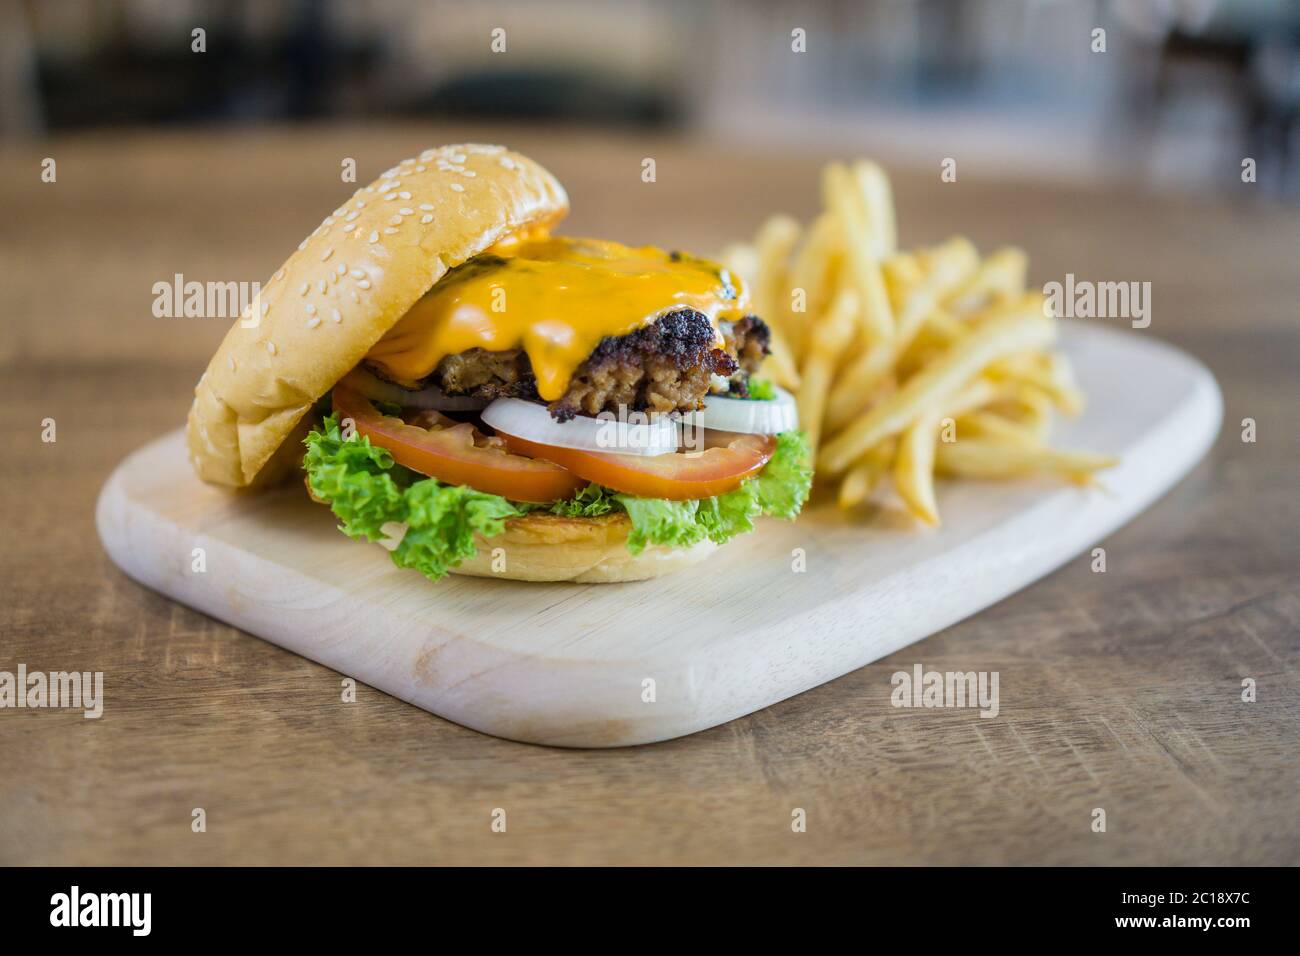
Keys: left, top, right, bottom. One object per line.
{"left": 303, "top": 412, "right": 813, "bottom": 577}
{"left": 304, "top": 413, "right": 524, "bottom": 580}
{"left": 613, "top": 429, "right": 813, "bottom": 554}
{"left": 545, "top": 482, "right": 618, "bottom": 518}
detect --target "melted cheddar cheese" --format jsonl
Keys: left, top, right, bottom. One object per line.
{"left": 365, "top": 236, "right": 750, "bottom": 401}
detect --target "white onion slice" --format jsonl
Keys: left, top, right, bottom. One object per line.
{"left": 341, "top": 367, "right": 489, "bottom": 411}
{"left": 679, "top": 385, "right": 799, "bottom": 434}
{"left": 481, "top": 398, "right": 679, "bottom": 457}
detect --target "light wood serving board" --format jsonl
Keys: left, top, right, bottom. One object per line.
{"left": 97, "top": 322, "right": 1220, "bottom": 747}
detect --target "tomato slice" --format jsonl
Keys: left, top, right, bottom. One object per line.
{"left": 497, "top": 429, "right": 776, "bottom": 500}
{"left": 331, "top": 385, "right": 586, "bottom": 503}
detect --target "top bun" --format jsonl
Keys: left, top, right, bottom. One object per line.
{"left": 186, "top": 144, "right": 569, "bottom": 487}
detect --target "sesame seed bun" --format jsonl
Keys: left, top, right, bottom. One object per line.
{"left": 448, "top": 512, "right": 719, "bottom": 583}
{"left": 186, "top": 144, "right": 569, "bottom": 488}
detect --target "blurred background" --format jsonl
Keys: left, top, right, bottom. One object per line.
{"left": 2, "top": 0, "right": 1299, "bottom": 199}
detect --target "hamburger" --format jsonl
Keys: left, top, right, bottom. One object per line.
{"left": 187, "top": 144, "right": 811, "bottom": 582}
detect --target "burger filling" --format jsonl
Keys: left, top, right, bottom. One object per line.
{"left": 304, "top": 235, "right": 811, "bottom": 581}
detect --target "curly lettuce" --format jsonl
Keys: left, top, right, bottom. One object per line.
{"left": 304, "top": 414, "right": 521, "bottom": 580}
{"left": 303, "top": 414, "right": 813, "bottom": 579}
{"left": 615, "top": 430, "right": 812, "bottom": 553}
{"left": 745, "top": 376, "right": 777, "bottom": 401}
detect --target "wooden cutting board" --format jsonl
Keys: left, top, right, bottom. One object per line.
{"left": 96, "top": 321, "right": 1220, "bottom": 747}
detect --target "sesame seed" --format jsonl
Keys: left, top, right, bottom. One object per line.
{"left": 306, "top": 316, "right": 321, "bottom": 329}
{"left": 323, "top": 216, "right": 334, "bottom": 226}
{"left": 321, "top": 248, "right": 334, "bottom": 261}
{"left": 228, "top": 355, "right": 236, "bottom": 371}
{"left": 419, "top": 203, "right": 434, "bottom": 210}
{"left": 306, "top": 303, "right": 317, "bottom": 315}
{"left": 356, "top": 199, "right": 366, "bottom": 207}
{"left": 388, "top": 215, "right": 402, "bottom": 225}
{"left": 450, "top": 183, "right": 464, "bottom": 192}
{"left": 350, "top": 268, "right": 365, "bottom": 279}
{"left": 266, "top": 341, "right": 277, "bottom": 355}
{"left": 261, "top": 300, "right": 269, "bottom": 316}
{"left": 399, "top": 191, "right": 411, "bottom": 199}
{"left": 335, "top": 263, "right": 346, "bottom": 275}
{"left": 420, "top": 214, "right": 433, "bottom": 224}
{"left": 299, "top": 282, "right": 309, "bottom": 296}
{"left": 350, "top": 290, "right": 360, "bottom": 302}
{"left": 461, "top": 170, "right": 476, "bottom": 177}
{"left": 498, "top": 157, "right": 516, "bottom": 169}
{"left": 384, "top": 192, "right": 398, "bottom": 201}
{"left": 358, "top": 279, "right": 371, "bottom": 289}
{"left": 345, "top": 211, "right": 359, "bottom": 221}
{"left": 330, "top": 308, "right": 341, "bottom": 323}
{"left": 364, "top": 186, "right": 375, "bottom": 193}
{"left": 317, "top": 279, "right": 326, "bottom": 293}
{"left": 274, "top": 268, "right": 285, "bottom": 280}
{"left": 398, "top": 207, "right": 413, "bottom": 216}
{"left": 368, "top": 231, "right": 379, "bottom": 243}
{"left": 415, "top": 165, "right": 426, "bottom": 172}
{"left": 383, "top": 226, "right": 398, "bottom": 234}
{"left": 298, "top": 239, "right": 308, "bottom": 250}
{"left": 420, "top": 149, "right": 435, "bottom": 161}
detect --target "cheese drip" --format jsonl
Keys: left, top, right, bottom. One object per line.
{"left": 365, "top": 236, "right": 750, "bottom": 401}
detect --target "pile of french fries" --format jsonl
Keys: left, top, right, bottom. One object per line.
{"left": 720, "top": 159, "right": 1116, "bottom": 525}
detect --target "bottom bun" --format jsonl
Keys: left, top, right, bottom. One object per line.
{"left": 449, "top": 512, "right": 718, "bottom": 583}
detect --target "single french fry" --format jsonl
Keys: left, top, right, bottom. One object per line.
{"left": 935, "top": 439, "right": 1118, "bottom": 480}
{"left": 824, "top": 162, "right": 894, "bottom": 341}
{"left": 894, "top": 410, "right": 943, "bottom": 525}
{"left": 797, "top": 289, "right": 858, "bottom": 453}
{"left": 853, "top": 160, "right": 897, "bottom": 257}
{"left": 818, "top": 304, "right": 1056, "bottom": 474}
{"left": 752, "top": 215, "right": 801, "bottom": 330}
{"left": 838, "top": 438, "right": 896, "bottom": 508}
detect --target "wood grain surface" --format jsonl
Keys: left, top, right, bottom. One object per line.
{"left": 1, "top": 124, "right": 1297, "bottom": 865}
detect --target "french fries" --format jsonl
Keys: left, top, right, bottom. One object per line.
{"left": 819, "top": 308, "right": 1055, "bottom": 474}
{"left": 797, "top": 288, "right": 858, "bottom": 454}
{"left": 722, "top": 158, "right": 1116, "bottom": 525}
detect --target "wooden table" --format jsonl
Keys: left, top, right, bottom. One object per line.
{"left": 2, "top": 124, "right": 1297, "bottom": 865}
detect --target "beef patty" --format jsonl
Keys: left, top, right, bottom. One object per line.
{"left": 368, "top": 309, "right": 771, "bottom": 420}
